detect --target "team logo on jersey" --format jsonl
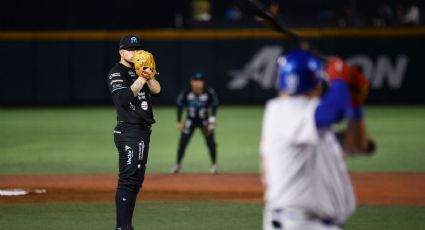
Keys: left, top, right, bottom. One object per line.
{"left": 138, "top": 92, "right": 146, "bottom": 100}
{"left": 129, "top": 102, "right": 136, "bottom": 111}
{"left": 188, "top": 93, "right": 195, "bottom": 100}
{"left": 141, "top": 101, "right": 148, "bottom": 110}
{"left": 128, "top": 70, "right": 137, "bottom": 77}
{"left": 125, "top": 145, "right": 133, "bottom": 165}
{"left": 199, "top": 94, "right": 208, "bottom": 101}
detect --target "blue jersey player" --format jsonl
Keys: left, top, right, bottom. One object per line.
{"left": 171, "top": 73, "right": 219, "bottom": 174}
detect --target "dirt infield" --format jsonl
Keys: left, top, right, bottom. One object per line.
{"left": 1, "top": 173, "right": 424, "bottom": 206}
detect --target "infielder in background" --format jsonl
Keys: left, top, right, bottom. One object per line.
{"left": 107, "top": 35, "right": 161, "bottom": 230}
{"left": 261, "top": 49, "right": 371, "bottom": 230}
{"left": 170, "top": 73, "right": 219, "bottom": 174}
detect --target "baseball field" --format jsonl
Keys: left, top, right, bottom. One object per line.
{"left": 1, "top": 106, "right": 424, "bottom": 229}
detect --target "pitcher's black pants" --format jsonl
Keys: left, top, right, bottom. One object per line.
{"left": 114, "top": 122, "right": 151, "bottom": 230}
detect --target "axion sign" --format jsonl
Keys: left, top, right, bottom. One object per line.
{"left": 228, "top": 46, "right": 409, "bottom": 90}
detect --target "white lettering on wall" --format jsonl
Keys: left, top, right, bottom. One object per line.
{"left": 228, "top": 46, "right": 409, "bottom": 90}
{"left": 228, "top": 46, "right": 283, "bottom": 90}
{"left": 346, "top": 55, "right": 408, "bottom": 89}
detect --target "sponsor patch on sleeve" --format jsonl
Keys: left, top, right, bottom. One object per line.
{"left": 110, "top": 79, "right": 124, "bottom": 85}
{"left": 109, "top": 72, "right": 121, "bottom": 79}
{"left": 112, "top": 83, "right": 124, "bottom": 89}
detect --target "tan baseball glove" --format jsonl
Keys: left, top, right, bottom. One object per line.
{"left": 133, "top": 50, "right": 157, "bottom": 79}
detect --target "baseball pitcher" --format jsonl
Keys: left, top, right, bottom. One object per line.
{"left": 107, "top": 35, "right": 161, "bottom": 230}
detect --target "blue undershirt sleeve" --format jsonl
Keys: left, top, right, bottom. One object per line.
{"left": 315, "top": 80, "right": 350, "bottom": 127}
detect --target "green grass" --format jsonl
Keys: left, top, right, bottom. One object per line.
{"left": 0, "top": 106, "right": 424, "bottom": 174}
{"left": 0, "top": 202, "right": 423, "bottom": 230}
{"left": 0, "top": 201, "right": 262, "bottom": 230}
{"left": 1, "top": 107, "right": 424, "bottom": 229}
{"left": 346, "top": 205, "right": 425, "bottom": 229}
{"left": 347, "top": 107, "right": 425, "bottom": 172}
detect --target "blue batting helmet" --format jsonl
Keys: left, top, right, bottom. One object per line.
{"left": 277, "top": 49, "right": 324, "bottom": 94}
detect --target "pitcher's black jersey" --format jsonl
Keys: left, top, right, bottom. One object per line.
{"left": 107, "top": 63, "right": 157, "bottom": 125}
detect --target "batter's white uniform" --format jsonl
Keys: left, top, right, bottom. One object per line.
{"left": 261, "top": 96, "right": 355, "bottom": 230}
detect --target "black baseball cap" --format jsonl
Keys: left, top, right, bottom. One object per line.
{"left": 119, "top": 35, "right": 143, "bottom": 50}
{"left": 191, "top": 72, "right": 204, "bottom": 81}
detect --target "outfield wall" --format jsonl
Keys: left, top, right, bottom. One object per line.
{"left": 0, "top": 28, "right": 424, "bottom": 105}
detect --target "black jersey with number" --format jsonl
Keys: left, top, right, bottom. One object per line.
{"left": 107, "top": 63, "right": 156, "bottom": 125}
{"left": 176, "top": 88, "right": 219, "bottom": 122}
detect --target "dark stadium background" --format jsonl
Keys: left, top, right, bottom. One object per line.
{"left": 0, "top": 0, "right": 423, "bottom": 105}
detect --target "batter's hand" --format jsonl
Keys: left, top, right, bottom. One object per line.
{"left": 176, "top": 122, "right": 183, "bottom": 131}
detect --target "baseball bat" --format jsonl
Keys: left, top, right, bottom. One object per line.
{"left": 236, "top": 0, "right": 327, "bottom": 60}
{"left": 236, "top": 0, "right": 377, "bottom": 155}
{"left": 236, "top": 0, "right": 308, "bottom": 49}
